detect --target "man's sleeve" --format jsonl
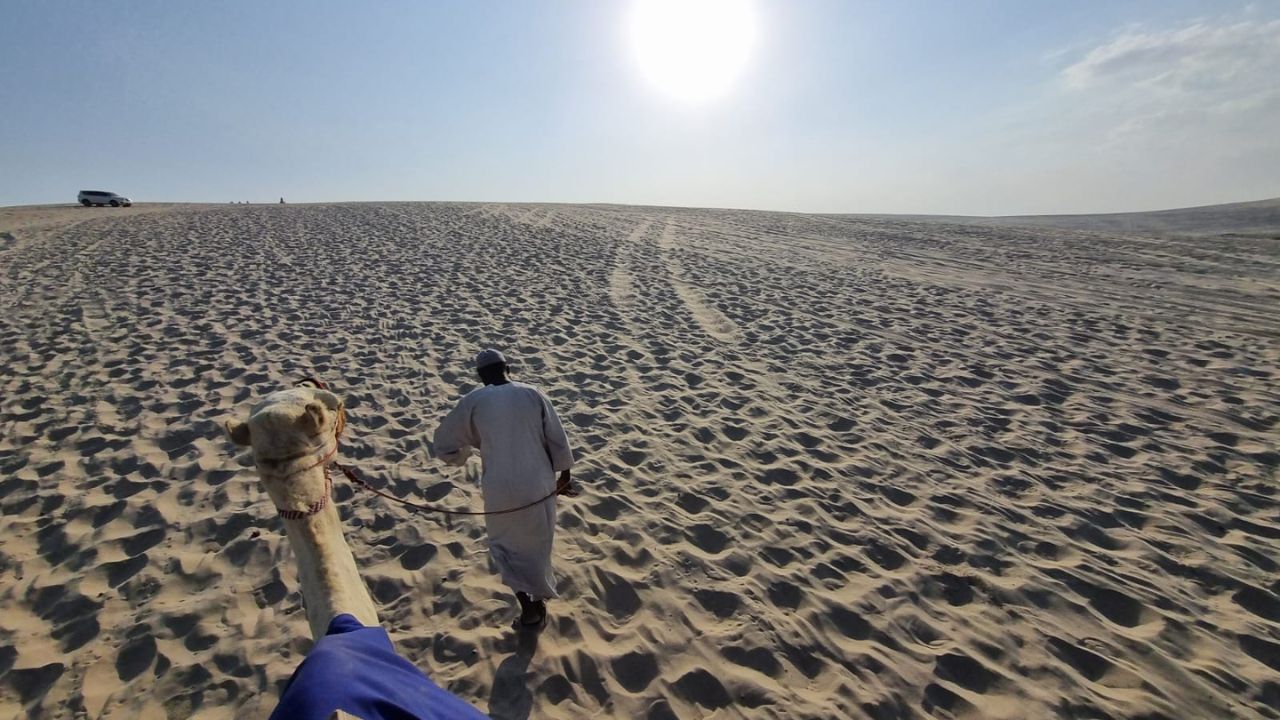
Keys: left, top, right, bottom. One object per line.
{"left": 539, "top": 391, "right": 574, "bottom": 472}
{"left": 433, "top": 399, "right": 476, "bottom": 467}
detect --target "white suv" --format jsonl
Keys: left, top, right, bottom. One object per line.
{"left": 78, "top": 190, "right": 132, "bottom": 207}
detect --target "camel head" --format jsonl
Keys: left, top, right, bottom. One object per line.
{"left": 225, "top": 386, "right": 345, "bottom": 510}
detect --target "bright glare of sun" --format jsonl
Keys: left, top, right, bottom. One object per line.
{"left": 628, "top": 0, "right": 757, "bottom": 103}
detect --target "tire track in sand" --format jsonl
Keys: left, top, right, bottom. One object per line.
{"left": 608, "top": 219, "right": 652, "bottom": 318}
{"left": 656, "top": 221, "right": 743, "bottom": 344}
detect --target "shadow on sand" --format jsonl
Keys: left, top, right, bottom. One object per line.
{"left": 487, "top": 625, "right": 541, "bottom": 720}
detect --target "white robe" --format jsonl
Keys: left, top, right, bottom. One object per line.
{"left": 433, "top": 381, "right": 574, "bottom": 599}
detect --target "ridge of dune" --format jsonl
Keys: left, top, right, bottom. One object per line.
{"left": 0, "top": 202, "right": 1277, "bottom": 719}
{"left": 873, "top": 196, "right": 1280, "bottom": 237}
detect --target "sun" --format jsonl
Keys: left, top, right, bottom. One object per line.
{"left": 628, "top": 0, "right": 758, "bottom": 103}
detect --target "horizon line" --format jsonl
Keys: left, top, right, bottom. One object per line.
{"left": 4, "top": 195, "right": 1278, "bottom": 219}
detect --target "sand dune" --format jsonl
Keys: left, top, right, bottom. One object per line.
{"left": 884, "top": 196, "right": 1280, "bottom": 238}
{"left": 0, "top": 202, "right": 1277, "bottom": 719}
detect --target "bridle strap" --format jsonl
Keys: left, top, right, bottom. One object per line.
{"left": 258, "top": 439, "right": 340, "bottom": 519}
{"left": 277, "top": 471, "right": 334, "bottom": 520}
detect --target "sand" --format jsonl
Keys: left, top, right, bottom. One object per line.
{"left": 0, "top": 201, "right": 1277, "bottom": 719}
{"left": 889, "top": 196, "right": 1280, "bottom": 238}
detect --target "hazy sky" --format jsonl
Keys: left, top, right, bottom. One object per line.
{"left": 2, "top": 1, "right": 1277, "bottom": 214}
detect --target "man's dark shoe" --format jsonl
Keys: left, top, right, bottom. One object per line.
{"left": 516, "top": 592, "right": 547, "bottom": 627}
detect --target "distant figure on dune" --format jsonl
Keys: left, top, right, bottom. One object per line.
{"left": 280, "top": 197, "right": 286, "bottom": 204}
{"left": 433, "top": 349, "right": 578, "bottom": 627}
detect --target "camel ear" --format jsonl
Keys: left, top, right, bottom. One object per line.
{"left": 313, "top": 389, "right": 342, "bottom": 411}
{"left": 225, "top": 419, "right": 252, "bottom": 446}
{"left": 298, "top": 401, "right": 325, "bottom": 434}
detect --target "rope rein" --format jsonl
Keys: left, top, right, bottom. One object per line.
{"left": 262, "top": 377, "right": 566, "bottom": 519}
{"left": 333, "top": 461, "right": 570, "bottom": 517}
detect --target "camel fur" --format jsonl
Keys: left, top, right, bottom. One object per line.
{"left": 225, "top": 386, "right": 379, "bottom": 640}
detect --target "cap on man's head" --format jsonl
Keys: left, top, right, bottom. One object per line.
{"left": 474, "top": 348, "right": 507, "bottom": 370}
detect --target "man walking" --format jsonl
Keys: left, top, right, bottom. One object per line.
{"left": 433, "top": 349, "right": 576, "bottom": 627}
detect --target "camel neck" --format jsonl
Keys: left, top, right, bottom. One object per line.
{"left": 276, "top": 467, "right": 379, "bottom": 639}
